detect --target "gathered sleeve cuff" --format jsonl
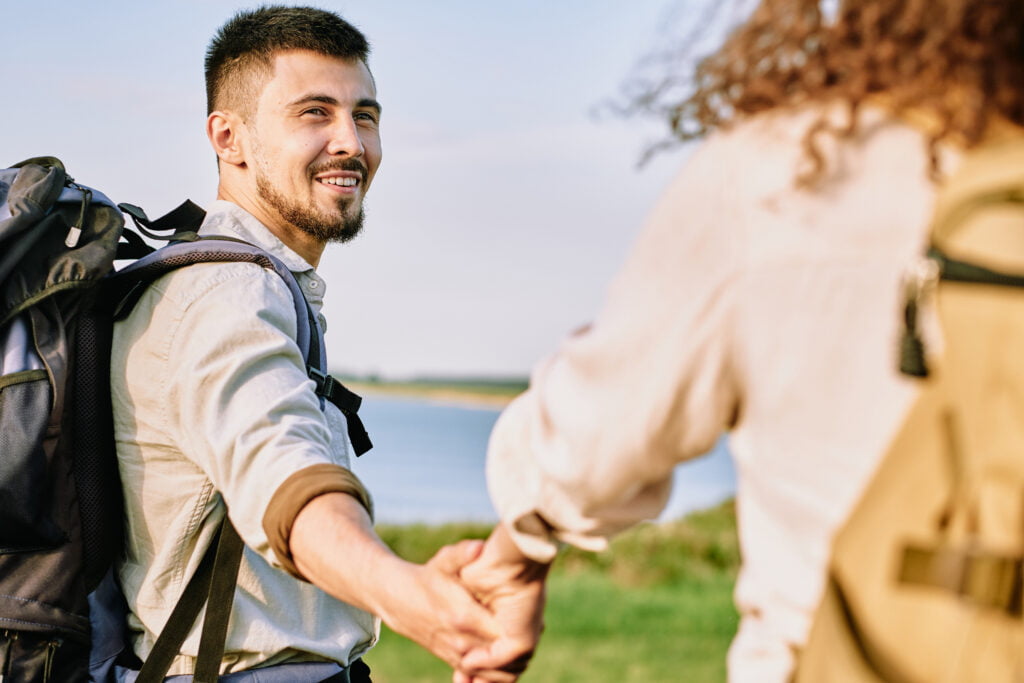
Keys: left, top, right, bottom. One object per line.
{"left": 263, "top": 463, "right": 374, "bottom": 580}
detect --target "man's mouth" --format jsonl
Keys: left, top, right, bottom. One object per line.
{"left": 317, "top": 176, "right": 359, "bottom": 187}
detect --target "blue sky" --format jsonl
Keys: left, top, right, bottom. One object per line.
{"left": 4, "top": 1, "right": 727, "bottom": 378}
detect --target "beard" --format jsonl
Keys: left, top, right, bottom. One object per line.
{"left": 254, "top": 158, "right": 367, "bottom": 244}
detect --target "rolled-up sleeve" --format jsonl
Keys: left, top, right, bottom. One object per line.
{"left": 487, "top": 140, "right": 744, "bottom": 562}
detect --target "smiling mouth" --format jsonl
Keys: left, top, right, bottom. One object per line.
{"left": 318, "top": 177, "right": 359, "bottom": 188}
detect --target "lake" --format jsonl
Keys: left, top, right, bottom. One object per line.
{"left": 349, "top": 395, "right": 736, "bottom": 525}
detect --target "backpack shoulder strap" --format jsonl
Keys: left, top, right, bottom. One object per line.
{"left": 134, "top": 516, "right": 243, "bottom": 683}
{"left": 110, "top": 236, "right": 372, "bottom": 455}
{"left": 900, "top": 137, "right": 1024, "bottom": 377}
{"left": 109, "top": 238, "right": 315, "bottom": 366}
{"left": 930, "top": 136, "right": 1024, "bottom": 277}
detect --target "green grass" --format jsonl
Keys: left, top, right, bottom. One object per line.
{"left": 365, "top": 501, "right": 739, "bottom": 683}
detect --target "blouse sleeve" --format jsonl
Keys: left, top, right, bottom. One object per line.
{"left": 486, "top": 137, "right": 745, "bottom": 562}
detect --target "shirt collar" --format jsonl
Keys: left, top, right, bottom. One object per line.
{"left": 197, "top": 200, "right": 328, "bottom": 314}
{"left": 198, "top": 200, "right": 312, "bottom": 272}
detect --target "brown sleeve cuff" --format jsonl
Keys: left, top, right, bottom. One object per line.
{"left": 263, "top": 463, "right": 374, "bottom": 580}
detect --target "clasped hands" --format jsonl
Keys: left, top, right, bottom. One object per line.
{"left": 288, "top": 492, "right": 546, "bottom": 681}
{"left": 410, "top": 523, "right": 550, "bottom": 683}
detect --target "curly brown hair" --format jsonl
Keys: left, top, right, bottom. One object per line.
{"left": 639, "top": 0, "right": 1024, "bottom": 184}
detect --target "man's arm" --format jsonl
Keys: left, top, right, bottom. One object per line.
{"left": 454, "top": 523, "right": 550, "bottom": 683}
{"left": 144, "top": 265, "right": 499, "bottom": 670}
{"left": 288, "top": 491, "right": 501, "bottom": 669}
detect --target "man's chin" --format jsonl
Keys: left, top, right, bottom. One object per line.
{"left": 316, "top": 208, "right": 365, "bottom": 244}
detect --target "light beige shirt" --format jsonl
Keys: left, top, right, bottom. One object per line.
{"left": 111, "top": 200, "right": 378, "bottom": 675}
{"left": 486, "top": 106, "right": 948, "bottom": 682}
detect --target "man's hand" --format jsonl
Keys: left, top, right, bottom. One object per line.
{"left": 453, "top": 523, "right": 551, "bottom": 683}
{"left": 378, "top": 538, "right": 502, "bottom": 669}
{"left": 290, "top": 493, "right": 501, "bottom": 669}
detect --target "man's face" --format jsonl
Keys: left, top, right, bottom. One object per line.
{"left": 246, "top": 50, "right": 382, "bottom": 243}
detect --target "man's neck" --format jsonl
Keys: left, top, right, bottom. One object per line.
{"left": 215, "top": 187, "right": 325, "bottom": 268}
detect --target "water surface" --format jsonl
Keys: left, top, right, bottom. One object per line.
{"left": 350, "top": 396, "right": 736, "bottom": 525}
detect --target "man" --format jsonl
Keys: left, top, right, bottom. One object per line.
{"left": 111, "top": 6, "right": 509, "bottom": 680}
{"left": 457, "top": 1, "right": 1024, "bottom": 681}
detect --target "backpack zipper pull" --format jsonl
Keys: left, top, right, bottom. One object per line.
{"left": 65, "top": 183, "right": 92, "bottom": 248}
{"left": 899, "top": 255, "right": 941, "bottom": 378}
{"left": 64, "top": 226, "right": 82, "bottom": 249}
{"left": 42, "top": 638, "right": 60, "bottom": 682}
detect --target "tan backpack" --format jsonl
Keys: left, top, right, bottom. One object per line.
{"left": 795, "top": 137, "right": 1024, "bottom": 682}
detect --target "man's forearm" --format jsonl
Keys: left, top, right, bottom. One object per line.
{"left": 288, "top": 491, "right": 500, "bottom": 670}
{"left": 289, "top": 491, "right": 401, "bottom": 616}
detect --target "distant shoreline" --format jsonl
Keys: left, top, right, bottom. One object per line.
{"left": 342, "top": 379, "right": 526, "bottom": 410}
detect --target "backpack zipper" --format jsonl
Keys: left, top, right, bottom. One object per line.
{"left": 42, "top": 638, "right": 61, "bottom": 683}
{"left": 0, "top": 630, "right": 18, "bottom": 683}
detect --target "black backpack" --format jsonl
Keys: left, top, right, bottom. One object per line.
{"left": 0, "top": 157, "right": 371, "bottom": 682}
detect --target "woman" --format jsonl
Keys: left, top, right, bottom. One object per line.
{"left": 459, "top": 3, "right": 1024, "bottom": 682}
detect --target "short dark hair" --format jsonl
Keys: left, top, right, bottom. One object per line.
{"left": 205, "top": 5, "right": 370, "bottom": 115}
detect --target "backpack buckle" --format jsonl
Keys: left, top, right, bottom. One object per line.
{"left": 308, "top": 368, "right": 372, "bottom": 456}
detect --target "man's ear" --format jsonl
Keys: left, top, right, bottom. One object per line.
{"left": 207, "top": 110, "right": 247, "bottom": 167}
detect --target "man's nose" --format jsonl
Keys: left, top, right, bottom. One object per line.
{"left": 326, "top": 117, "right": 365, "bottom": 157}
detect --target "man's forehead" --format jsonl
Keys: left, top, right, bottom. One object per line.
{"left": 262, "top": 49, "right": 376, "bottom": 100}
{"left": 268, "top": 50, "right": 372, "bottom": 86}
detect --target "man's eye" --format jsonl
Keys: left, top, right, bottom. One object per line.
{"left": 303, "top": 107, "right": 328, "bottom": 117}
{"left": 354, "top": 111, "right": 379, "bottom": 124}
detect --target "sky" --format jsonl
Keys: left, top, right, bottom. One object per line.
{"left": 4, "top": 0, "right": 740, "bottom": 378}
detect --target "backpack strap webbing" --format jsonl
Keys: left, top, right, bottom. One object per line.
{"left": 898, "top": 544, "right": 1023, "bottom": 614}
{"left": 929, "top": 246, "right": 1024, "bottom": 289}
{"left": 119, "top": 199, "right": 207, "bottom": 243}
{"left": 135, "top": 517, "right": 244, "bottom": 683}
{"left": 309, "top": 366, "right": 373, "bottom": 457}
{"left": 305, "top": 302, "right": 373, "bottom": 456}
{"left": 116, "top": 228, "right": 156, "bottom": 261}
{"left": 193, "top": 520, "right": 246, "bottom": 683}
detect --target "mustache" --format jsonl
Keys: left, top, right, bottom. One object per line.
{"left": 309, "top": 158, "right": 368, "bottom": 179}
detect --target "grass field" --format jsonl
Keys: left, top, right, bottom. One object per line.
{"left": 365, "top": 501, "right": 740, "bottom": 683}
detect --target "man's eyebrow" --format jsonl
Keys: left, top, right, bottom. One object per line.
{"left": 357, "top": 98, "right": 382, "bottom": 115}
{"left": 288, "top": 94, "right": 382, "bottom": 114}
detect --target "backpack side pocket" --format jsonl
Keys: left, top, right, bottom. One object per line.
{"left": 0, "top": 319, "right": 64, "bottom": 553}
